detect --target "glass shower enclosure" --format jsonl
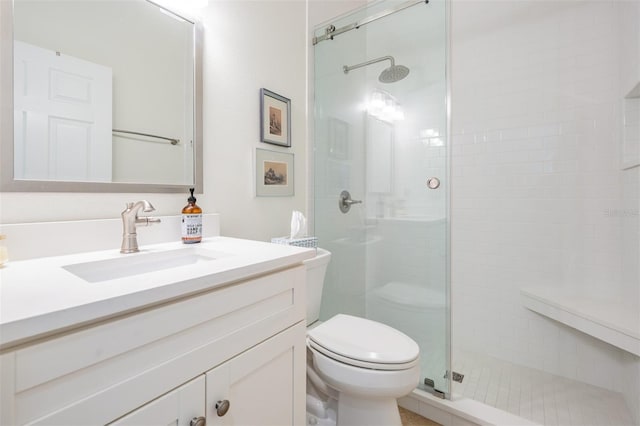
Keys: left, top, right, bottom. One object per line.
{"left": 313, "top": 0, "right": 450, "bottom": 395}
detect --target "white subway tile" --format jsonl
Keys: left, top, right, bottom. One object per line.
{"left": 450, "top": 0, "right": 635, "bottom": 417}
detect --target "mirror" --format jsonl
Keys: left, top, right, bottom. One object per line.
{"left": 0, "top": 0, "right": 202, "bottom": 192}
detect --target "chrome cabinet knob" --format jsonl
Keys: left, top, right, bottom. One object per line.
{"left": 190, "top": 416, "right": 206, "bottom": 426}
{"left": 215, "top": 400, "right": 230, "bottom": 417}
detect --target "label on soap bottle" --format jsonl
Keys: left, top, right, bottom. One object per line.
{"left": 182, "top": 214, "right": 202, "bottom": 243}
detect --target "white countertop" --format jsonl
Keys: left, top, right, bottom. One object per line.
{"left": 0, "top": 237, "right": 315, "bottom": 350}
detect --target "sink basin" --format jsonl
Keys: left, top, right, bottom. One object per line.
{"left": 62, "top": 247, "right": 227, "bottom": 283}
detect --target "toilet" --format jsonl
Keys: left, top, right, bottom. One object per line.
{"left": 304, "top": 248, "right": 420, "bottom": 426}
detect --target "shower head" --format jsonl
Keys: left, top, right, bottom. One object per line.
{"left": 343, "top": 55, "right": 410, "bottom": 84}
{"left": 379, "top": 64, "right": 410, "bottom": 83}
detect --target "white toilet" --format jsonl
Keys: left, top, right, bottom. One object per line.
{"left": 304, "top": 248, "right": 420, "bottom": 426}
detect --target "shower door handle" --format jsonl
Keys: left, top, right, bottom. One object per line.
{"left": 427, "top": 177, "right": 441, "bottom": 189}
{"left": 339, "top": 190, "right": 362, "bottom": 213}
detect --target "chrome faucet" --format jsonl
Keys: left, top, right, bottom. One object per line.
{"left": 120, "top": 200, "right": 161, "bottom": 253}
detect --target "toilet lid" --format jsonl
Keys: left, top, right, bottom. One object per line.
{"left": 307, "top": 314, "right": 419, "bottom": 368}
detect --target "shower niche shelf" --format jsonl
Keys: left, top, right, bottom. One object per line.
{"left": 521, "top": 287, "right": 639, "bottom": 356}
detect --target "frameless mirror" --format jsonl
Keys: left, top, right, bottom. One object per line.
{"left": 0, "top": 0, "right": 202, "bottom": 192}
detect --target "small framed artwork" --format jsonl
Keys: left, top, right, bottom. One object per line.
{"left": 256, "top": 148, "right": 294, "bottom": 196}
{"left": 260, "top": 88, "right": 291, "bottom": 147}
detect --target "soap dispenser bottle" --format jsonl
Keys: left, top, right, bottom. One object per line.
{"left": 181, "top": 188, "right": 202, "bottom": 244}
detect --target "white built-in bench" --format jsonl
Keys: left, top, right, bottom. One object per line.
{"left": 521, "top": 287, "right": 640, "bottom": 356}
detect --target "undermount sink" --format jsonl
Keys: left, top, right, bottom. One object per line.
{"left": 62, "top": 247, "right": 228, "bottom": 283}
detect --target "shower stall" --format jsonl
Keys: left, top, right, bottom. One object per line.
{"left": 312, "top": 0, "right": 639, "bottom": 425}
{"left": 312, "top": 0, "right": 451, "bottom": 396}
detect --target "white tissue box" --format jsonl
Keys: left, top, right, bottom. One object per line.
{"left": 271, "top": 236, "right": 318, "bottom": 248}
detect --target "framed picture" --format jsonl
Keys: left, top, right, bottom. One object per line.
{"left": 256, "top": 148, "right": 294, "bottom": 196}
{"left": 260, "top": 88, "right": 291, "bottom": 147}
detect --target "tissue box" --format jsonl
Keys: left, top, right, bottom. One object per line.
{"left": 271, "top": 236, "right": 318, "bottom": 248}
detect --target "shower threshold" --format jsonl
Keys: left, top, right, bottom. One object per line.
{"left": 400, "top": 388, "right": 539, "bottom": 426}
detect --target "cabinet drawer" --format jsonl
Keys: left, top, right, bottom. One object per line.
{"left": 1, "top": 265, "right": 305, "bottom": 425}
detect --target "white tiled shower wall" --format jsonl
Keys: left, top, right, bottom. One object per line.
{"left": 450, "top": 0, "right": 639, "bottom": 421}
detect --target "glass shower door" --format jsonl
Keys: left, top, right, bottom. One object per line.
{"left": 313, "top": 0, "right": 450, "bottom": 395}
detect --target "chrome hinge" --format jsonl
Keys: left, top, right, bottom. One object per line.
{"left": 444, "top": 370, "right": 464, "bottom": 383}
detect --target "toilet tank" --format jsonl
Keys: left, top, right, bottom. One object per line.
{"left": 303, "top": 248, "right": 331, "bottom": 325}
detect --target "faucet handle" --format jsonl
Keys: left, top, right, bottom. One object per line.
{"left": 136, "top": 217, "right": 161, "bottom": 226}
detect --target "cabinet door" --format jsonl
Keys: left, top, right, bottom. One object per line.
{"left": 110, "top": 375, "right": 205, "bottom": 426}
{"left": 206, "top": 323, "right": 306, "bottom": 426}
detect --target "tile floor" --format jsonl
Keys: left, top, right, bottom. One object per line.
{"left": 452, "top": 350, "right": 635, "bottom": 426}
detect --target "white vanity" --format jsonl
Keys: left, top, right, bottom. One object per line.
{"left": 0, "top": 237, "right": 314, "bottom": 425}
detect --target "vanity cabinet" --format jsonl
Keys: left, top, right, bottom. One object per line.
{"left": 110, "top": 376, "right": 205, "bottom": 426}
{"left": 0, "top": 265, "right": 307, "bottom": 426}
{"left": 205, "top": 323, "right": 301, "bottom": 425}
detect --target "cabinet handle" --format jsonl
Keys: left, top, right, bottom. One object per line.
{"left": 215, "top": 399, "right": 230, "bottom": 416}
{"left": 190, "top": 417, "right": 206, "bottom": 426}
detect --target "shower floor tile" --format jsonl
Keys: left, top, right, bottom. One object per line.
{"left": 452, "top": 350, "right": 635, "bottom": 426}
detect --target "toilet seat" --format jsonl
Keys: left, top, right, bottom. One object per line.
{"left": 307, "top": 314, "right": 419, "bottom": 371}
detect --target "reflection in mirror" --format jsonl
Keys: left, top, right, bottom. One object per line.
{"left": 2, "top": 0, "right": 202, "bottom": 192}
{"left": 366, "top": 115, "right": 393, "bottom": 195}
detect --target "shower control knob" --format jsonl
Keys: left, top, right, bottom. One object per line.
{"left": 215, "top": 400, "right": 230, "bottom": 417}
{"left": 427, "top": 177, "right": 441, "bottom": 189}
{"left": 190, "top": 417, "right": 206, "bottom": 426}
{"left": 339, "top": 190, "right": 362, "bottom": 213}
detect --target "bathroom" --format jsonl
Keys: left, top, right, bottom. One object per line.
{"left": 1, "top": 0, "right": 638, "bottom": 425}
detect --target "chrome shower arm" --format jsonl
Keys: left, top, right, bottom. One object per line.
{"left": 343, "top": 56, "right": 394, "bottom": 74}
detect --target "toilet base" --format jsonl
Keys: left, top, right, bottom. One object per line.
{"left": 336, "top": 394, "right": 401, "bottom": 426}
{"left": 307, "top": 412, "right": 337, "bottom": 426}
{"left": 306, "top": 394, "right": 401, "bottom": 426}
{"left": 307, "top": 393, "right": 337, "bottom": 426}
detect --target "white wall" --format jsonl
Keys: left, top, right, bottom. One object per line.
{"left": 200, "top": 0, "right": 307, "bottom": 241}
{"left": 450, "top": 0, "right": 639, "bottom": 420}
{"left": 1, "top": 1, "right": 307, "bottom": 245}
{"left": 308, "top": 0, "right": 365, "bottom": 30}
